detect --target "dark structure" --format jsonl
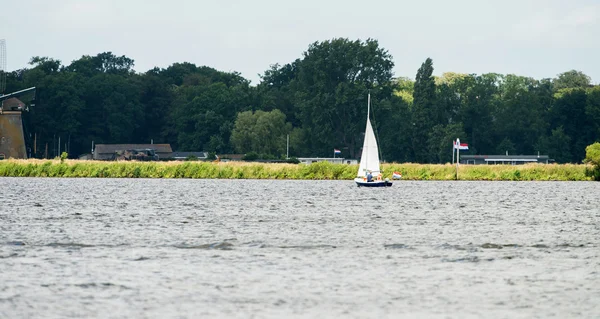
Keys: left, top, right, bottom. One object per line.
{"left": 171, "top": 151, "right": 208, "bottom": 160}
{"left": 0, "top": 40, "right": 37, "bottom": 159}
{"left": 0, "top": 90, "right": 36, "bottom": 159}
{"left": 217, "top": 154, "right": 245, "bottom": 162}
{"left": 93, "top": 144, "right": 173, "bottom": 160}
{"left": 113, "top": 149, "right": 159, "bottom": 161}
{"left": 0, "top": 110, "right": 26, "bottom": 159}
{"left": 460, "top": 155, "right": 552, "bottom": 165}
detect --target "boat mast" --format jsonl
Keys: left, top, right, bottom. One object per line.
{"left": 367, "top": 92, "right": 371, "bottom": 121}
{"left": 365, "top": 92, "right": 370, "bottom": 174}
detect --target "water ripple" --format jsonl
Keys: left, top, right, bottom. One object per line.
{"left": 0, "top": 178, "right": 598, "bottom": 318}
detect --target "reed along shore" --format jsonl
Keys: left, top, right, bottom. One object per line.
{"left": 0, "top": 159, "right": 595, "bottom": 181}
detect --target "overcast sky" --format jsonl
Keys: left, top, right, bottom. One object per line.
{"left": 1, "top": 0, "right": 598, "bottom": 84}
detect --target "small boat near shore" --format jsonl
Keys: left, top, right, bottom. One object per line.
{"left": 355, "top": 93, "right": 392, "bottom": 187}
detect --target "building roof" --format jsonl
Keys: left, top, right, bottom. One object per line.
{"left": 1, "top": 97, "right": 26, "bottom": 111}
{"left": 298, "top": 157, "right": 347, "bottom": 160}
{"left": 94, "top": 144, "right": 173, "bottom": 154}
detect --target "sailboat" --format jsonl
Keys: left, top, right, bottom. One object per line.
{"left": 354, "top": 93, "right": 392, "bottom": 187}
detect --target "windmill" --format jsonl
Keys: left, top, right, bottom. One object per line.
{"left": 0, "top": 39, "right": 37, "bottom": 159}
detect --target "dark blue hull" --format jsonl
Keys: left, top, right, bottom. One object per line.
{"left": 355, "top": 180, "right": 393, "bottom": 187}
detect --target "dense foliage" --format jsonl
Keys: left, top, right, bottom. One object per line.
{"left": 4, "top": 38, "right": 599, "bottom": 163}
{"left": 585, "top": 142, "right": 600, "bottom": 180}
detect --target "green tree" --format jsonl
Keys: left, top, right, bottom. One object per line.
{"left": 494, "top": 75, "right": 547, "bottom": 155}
{"left": 553, "top": 70, "right": 591, "bottom": 91}
{"left": 22, "top": 58, "right": 89, "bottom": 157}
{"left": 230, "top": 109, "right": 292, "bottom": 156}
{"left": 66, "top": 52, "right": 134, "bottom": 76}
{"left": 165, "top": 69, "right": 252, "bottom": 152}
{"left": 427, "top": 123, "right": 466, "bottom": 163}
{"left": 584, "top": 142, "right": 600, "bottom": 180}
{"left": 550, "top": 88, "right": 592, "bottom": 162}
{"left": 496, "top": 137, "right": 516, "bottom": 155}
{"left": 536, "top": 126, "right": 572, "bottom": 163}
{"left": 229, "top": 111, "right": 257, "bottom": 153}
{"left": 456, "top": 73, "right": 499, "bottom": 155}
{"left": 257, "top": 62, "right": 300, "bottom": 126}
{"left": 586, "top": 86, "right": 600, "bottom": 138}
{"left": 138, "top": 68, "right": 175, "bottom": 144}
{"left": 392, "top": 77, "right": 414, "bottom": 105}
{"left": 292, "top": 38, "right": 394, "bottom": 158}
{"left": 377, "top": 95, "right": 413, "bottom": 162}
{"left": 411, "top": 58, "right": 436, "bottom": 163}
{"left": 28, "top": 57, "right": 62, "bottom": 74}
{"left": 255, "top": 109, "right": 291, "bottom": 156}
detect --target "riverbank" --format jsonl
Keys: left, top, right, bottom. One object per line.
{"left": 0, "top": 159, "right": 595, "bottom": 181}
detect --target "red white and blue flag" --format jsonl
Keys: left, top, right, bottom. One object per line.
{"left": 334, "top": 149, "right": 342, "bottom": 154}
{"left": 453, "top": 141, "right": 469, "bottom": 150}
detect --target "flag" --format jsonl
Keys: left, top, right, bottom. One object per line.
{"left": 392, "top": 171, "right": 402, "bottom": 180}
{"left": 453, "top": 141, "right": 469, "bottom": 150}
{"left": 334, "top": 149, "right": 341, "bottom": 154}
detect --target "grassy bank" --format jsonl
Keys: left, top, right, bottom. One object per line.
{"left": 0, "top": 159, "right": 595, "bottom": 181}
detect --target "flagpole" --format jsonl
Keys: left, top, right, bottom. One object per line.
{"left": 456, "top": 138, "right": 460, "bottom": 180}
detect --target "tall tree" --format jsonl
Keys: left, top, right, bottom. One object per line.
{"left": 457, "top": 73, "right": 500, "bottom": 155}
{"left": 411, "top": 58, "right": 436, "bottom": 162}
{"left": 165, "top": 69, "right": 252, "bottom": 152}
{"left": 494, "top": 75, "right": 546, "bottom": 154}
{"left": 427, "top": 123, "right": 467, "bottom": 163}
{"left": 138, "top": 68, "right": 175, "bottom": 144}
{"left": 392, "top": 77, "right": 414, "bottom": 105}
{"left": 536, "top": 127, "right": 572, "bottom": 163}
{"left": 66, "top": 52, "right": 134, "bottom": 76}
{"left": 586, "top": 86, "right": 600, "bottom": 139}
{"left": 550, "top": 88, "right": 591, "bottom": 162}
{"left": 231, "top": 109, "right": 291, "bottom": 156}
{"left": 291, "top": 38, "right": 394, "bottom": 158}
{"left": 553, "top": 70, "right": 591, "bottom": 91}
{"left": 377, "top": 96, "right": 413, "bottom": 163}
{"left": 257, "top": 62, "right": 300, "bottom": 126}
{"left": 496, "top": 137, "right": 516, "bottom": 155}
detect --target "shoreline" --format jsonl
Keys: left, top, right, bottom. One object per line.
{"left": 0, "top": 159, "right": 595, "bottom": 181}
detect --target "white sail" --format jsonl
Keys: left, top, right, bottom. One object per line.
{"left": 357, "top": 94, "right": 380, "bottom": 177}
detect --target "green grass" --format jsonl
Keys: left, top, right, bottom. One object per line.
{"left": 0, "top": 159, "right": 594, "bottom": 181}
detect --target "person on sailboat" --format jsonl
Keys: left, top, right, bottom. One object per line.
{"left": 366, "top": 171, "right": 373, "bottom": 182}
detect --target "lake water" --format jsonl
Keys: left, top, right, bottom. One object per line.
{"left": 1, "top": 178, "right": 599, "bottom": 318}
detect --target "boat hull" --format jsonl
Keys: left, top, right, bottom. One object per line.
{"left": 354, "top": 178, "right": 393, "bottom": 187}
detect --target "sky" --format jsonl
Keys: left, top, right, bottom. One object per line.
{"left": 1, "top": 0, "right": 599, "bottom": 84}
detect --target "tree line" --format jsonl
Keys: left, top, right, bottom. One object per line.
{"left": 4, "top": 38, "right": 599, "bottom": 163}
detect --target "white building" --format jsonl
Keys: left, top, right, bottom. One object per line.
{"left": 297, "top": 157, "right": 358, "bottom": 165}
